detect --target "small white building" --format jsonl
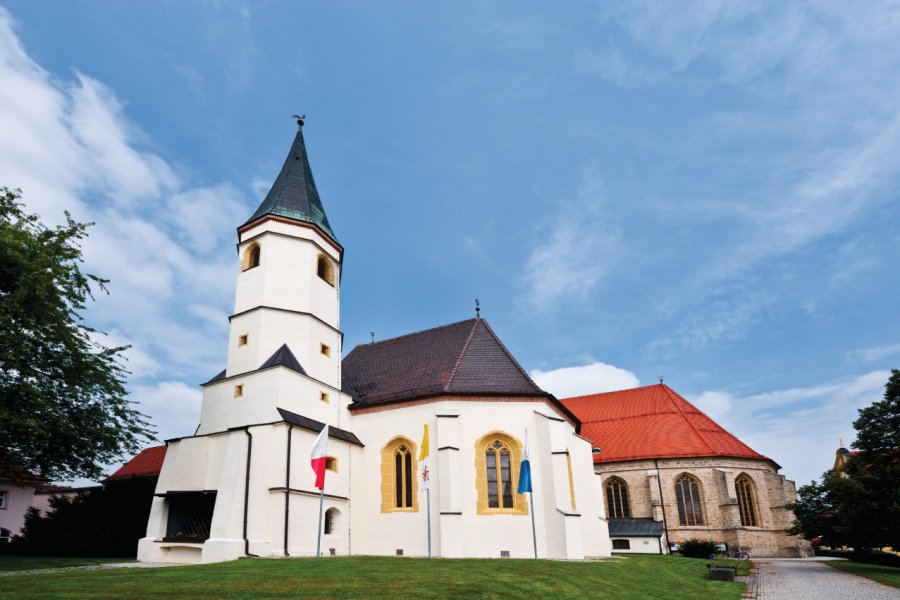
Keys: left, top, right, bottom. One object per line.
{"left": 137, "top": 122, "right": 612, "bottom": 564}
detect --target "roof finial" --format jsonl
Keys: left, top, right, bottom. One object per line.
{"left": 475, "top": 298, "right": 481, "bottom": 318}
{"left": 658, "top": 375, "right": 664, "bottom": 384}
{"left": 292, "top": 114, "right": 306, "bottom": 128}
{"left": 369, "top": 331, "right": 375, "bottom": 344}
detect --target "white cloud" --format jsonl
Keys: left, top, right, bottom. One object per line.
{"left": 846, "top": 343, "right": 900, "bottom": 364}
{"left": 531, "top": 362, "right": 640, "bottom": 398}
{"left": 130, "top": 380, "right": 203, "bottom": 443}
{"left": 688, "top": 370, "right": 890, "bottom": 485}
{"left": 0, "top": 8, "right": 248, "bottom": 473}
{"left": 520, "top": 169, "right": 619, "bottom": 314}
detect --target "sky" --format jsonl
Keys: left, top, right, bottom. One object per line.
{"left": 1, "top": 1, "right": 898, "bottom": 487}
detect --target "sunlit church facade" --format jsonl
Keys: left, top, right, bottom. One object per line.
{"left": 137, "top": 122, "right": 611, "bottom": 564}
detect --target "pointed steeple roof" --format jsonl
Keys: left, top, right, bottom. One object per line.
{"left": 244, "top": 120, "right": 338, "bottom": 244}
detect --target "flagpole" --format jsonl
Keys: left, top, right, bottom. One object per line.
{"left": 316, "top": 487, "right": 324, "bottom": 558}
{"left": 529, "top": 491, "right": 537, "bottom": 559}
{"left": 426, "top": 488, "right": 432, "bottom": 558}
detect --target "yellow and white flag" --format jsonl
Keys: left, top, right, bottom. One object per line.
{"left": 419, "top": 424, "right": 430, "bottom": 490}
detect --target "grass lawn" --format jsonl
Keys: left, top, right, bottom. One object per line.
{"left": 0, "top": 556, "right": 134, "bottom": 572}
{"left": 0, "top": 555, "right": 745, "bottom": 599}
{"left": 827, "top": 560, "right": 900, "bottom": 588}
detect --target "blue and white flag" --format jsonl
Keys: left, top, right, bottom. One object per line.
{"left": 517, "top": 429, "right": 532, "bottom": 494}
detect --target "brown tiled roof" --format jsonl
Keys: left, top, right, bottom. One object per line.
{"left": 342, "top": 318, "right": 548, "bottom": 407}
{"left": 104, "top": 445, "right": 167, "bottom": 482}
{"left": 562, "top": 384, "right": 775, "bottom": 467}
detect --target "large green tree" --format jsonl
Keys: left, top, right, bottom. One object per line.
{"left": 790, "top": 369, "right": 900, "bottom": 550}
{"left": 0, "top": 188, "right": 153, "bottom": 480}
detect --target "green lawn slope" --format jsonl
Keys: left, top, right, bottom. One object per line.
{"left": 0, "top": 555, "right": 745, "bottom": 599}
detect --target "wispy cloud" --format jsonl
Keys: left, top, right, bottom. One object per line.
{"left": 846, "top": 343, "right": 900, "bottom": 364}
{"left": 689, "top": 370, "right": 890, "bottom": 484}
{"left": 0, "top": 9, "right": 248, "bottom": 464}
{"left": 520, "top": 168, "right": 619, "bottom": 314}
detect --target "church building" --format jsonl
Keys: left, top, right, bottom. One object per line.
{"left": 137, "top": 121, "right": 611, "bottom": 564}
{"left": 563, "top": 384, "right": 813, "bottom": 557}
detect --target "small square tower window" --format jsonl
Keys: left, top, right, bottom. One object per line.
{"left": 238, "top": 334, "right": 249, "bottom": 347}
{"left": 0, "top": 490, "right": 7, "bottom": 509}
{"left": 320, "top": 343, "right": 331, "bottom": 357}
{"left": 325, "top": 457, "right": 338, "bottom": 472}
{"left": 320, "top": 391, "right": 330, "bottom": 403}
{"left": 234, "top": 384, "right": 244, "bottom": 398}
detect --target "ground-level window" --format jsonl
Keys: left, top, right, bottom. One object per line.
{"left": 324, "top": 508, "right": 338, "bottom": 535}
{"left": 475, "top": 432, "right": 527, "bottom": 515}
{"left": 735, "top": 474, "right": 758, "bottom": 527}
{"left": 612, "top": 539, "right": 631, "bottom": 550}
{"left": 674, "top": 474, "right": 704, "bottom": 526}
{"left": 605, "top": 477, "right": 631, "bottom": 519}
{"left": 381, "top": 437, "right": 417, "bottom": 512}
{"left": 164, "top": 492, "right": 217, "bottom": 543}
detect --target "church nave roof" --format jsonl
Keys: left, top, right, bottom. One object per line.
{"left": 342, "top": 318, "right": 553, "bottom": 409}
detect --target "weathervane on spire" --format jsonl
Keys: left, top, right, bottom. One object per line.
{"left": 475, "top": 299, "right": 481, "bottom": 318}
{"left": 292, "top": 114, "right": 306, "bottom": 128}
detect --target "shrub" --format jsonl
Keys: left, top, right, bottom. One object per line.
{"left": 815, "top": 549, "right": 900, "bottom": 568}
{"left": 677, "top": 538, "right": 720, "bottom": 559}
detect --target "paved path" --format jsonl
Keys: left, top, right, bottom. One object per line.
{"left": 755, "top": 558, "right": 900, "bottom": 600}
{"left": 0, "top": 562, "right": 182, "bottom": 577}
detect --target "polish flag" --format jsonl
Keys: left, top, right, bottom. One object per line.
{"left": 310, "top": 425, "right": 329, "bottom": 490}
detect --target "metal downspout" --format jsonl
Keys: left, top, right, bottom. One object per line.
{"left": 655, "top": 459, "right": 670, "bottom": 554}
{"left": 243, "top": 427, "right": 259, "bottom": 557}
{"left": 284, "top": 425, "right": 292, "bottom": 556}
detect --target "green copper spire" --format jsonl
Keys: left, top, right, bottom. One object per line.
{"left": 244, "top": 117, "right": 338, "bottom": 243}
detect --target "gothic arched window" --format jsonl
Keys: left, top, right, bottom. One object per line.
{"left": 605, "top": 477, "right": 631, "bottom": 519}
{"left": 735, "top": 474, "right": 758, "bottom": 527}
{"left": 475, "top": 432, "right": 527, "bottom": 515}
{"left": 674, "top": 474, "right": 705, "bottom": 526}
{"left": 381, "top": 437, "right": 417, "bottom": 512}
{"left": 242, "top": 242, "right": 261, "bottom": 271}
{"left": 317, "top": 254, "right": 335, "bottom": 285}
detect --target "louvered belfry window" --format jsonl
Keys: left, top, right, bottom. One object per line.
{"left": 735, "top": 474, "right": 758, "bottom": 527}
{"left": 605, "top": 477, "right": 631, "bottom": 519}
{"left": 164, "top": 492, "right": 216, "bottom": 542}
{"left": 674, "top": 474, "right": 704, "bottom": 526}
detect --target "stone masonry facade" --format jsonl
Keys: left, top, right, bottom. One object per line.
{"left": 596, "top": 456, "right": 813, "bottom": 557}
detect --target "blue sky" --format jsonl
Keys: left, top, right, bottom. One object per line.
{"left": 1, "top": 1, "right": 897, "bottom": 486}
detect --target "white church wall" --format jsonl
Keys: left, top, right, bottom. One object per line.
{"left": 347, "top": 399, "right": 606, "bottom": 560}
{"left": 198, "top": 368, "right": 351, "bottom": 435}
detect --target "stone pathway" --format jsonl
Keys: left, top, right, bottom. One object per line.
{"left": 753, "top": 558, "right": 900, "bottom": 600}
{"left": 0, "top": 562, "right": 182, "bottom": 577}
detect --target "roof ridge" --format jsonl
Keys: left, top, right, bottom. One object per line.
{"left": 444, "top": 319, "right": 480, "bottom": 392}
{"left": 348, "top": 318, "right": 477, "bottom": 351}
{"left": 562, "top": 382, "right": 662, "bottom": 401}
{"left": 476, "top": 319, "right": 544, "bottom": 392}
{"left": 659, "top": 384, "right": 718, "bottom": 456}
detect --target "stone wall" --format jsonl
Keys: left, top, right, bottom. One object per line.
{"left": 595, "top": 456, "right": 812, "bottom": 558}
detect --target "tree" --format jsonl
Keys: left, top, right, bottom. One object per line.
{"left": 0, "top": 188, "right": 153, "bottom": 480}
{"left": 789, "top": 369, "right": 900, "bottom": 550}
{"left": 844, "top": 368, "right": 900, "bottom": 550}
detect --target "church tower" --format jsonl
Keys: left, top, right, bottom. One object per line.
{"left": 197, "top": 118, "right": 345, "bottom": 434}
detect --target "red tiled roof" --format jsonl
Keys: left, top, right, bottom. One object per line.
{"left": 342, "top": 318, "right": 547, "bottom": 405}
{"left": 562, "top": 384, "right": 774, "bottom": 466}
{"left": 105, "top": 445, "right": 167, "bottom": 482}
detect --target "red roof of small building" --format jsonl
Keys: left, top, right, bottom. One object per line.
{"left": 562, "top": 384, "right": 775, "bottom": 467}
{"left": 105, "top": 445, "right": 167, "bottom": 482}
